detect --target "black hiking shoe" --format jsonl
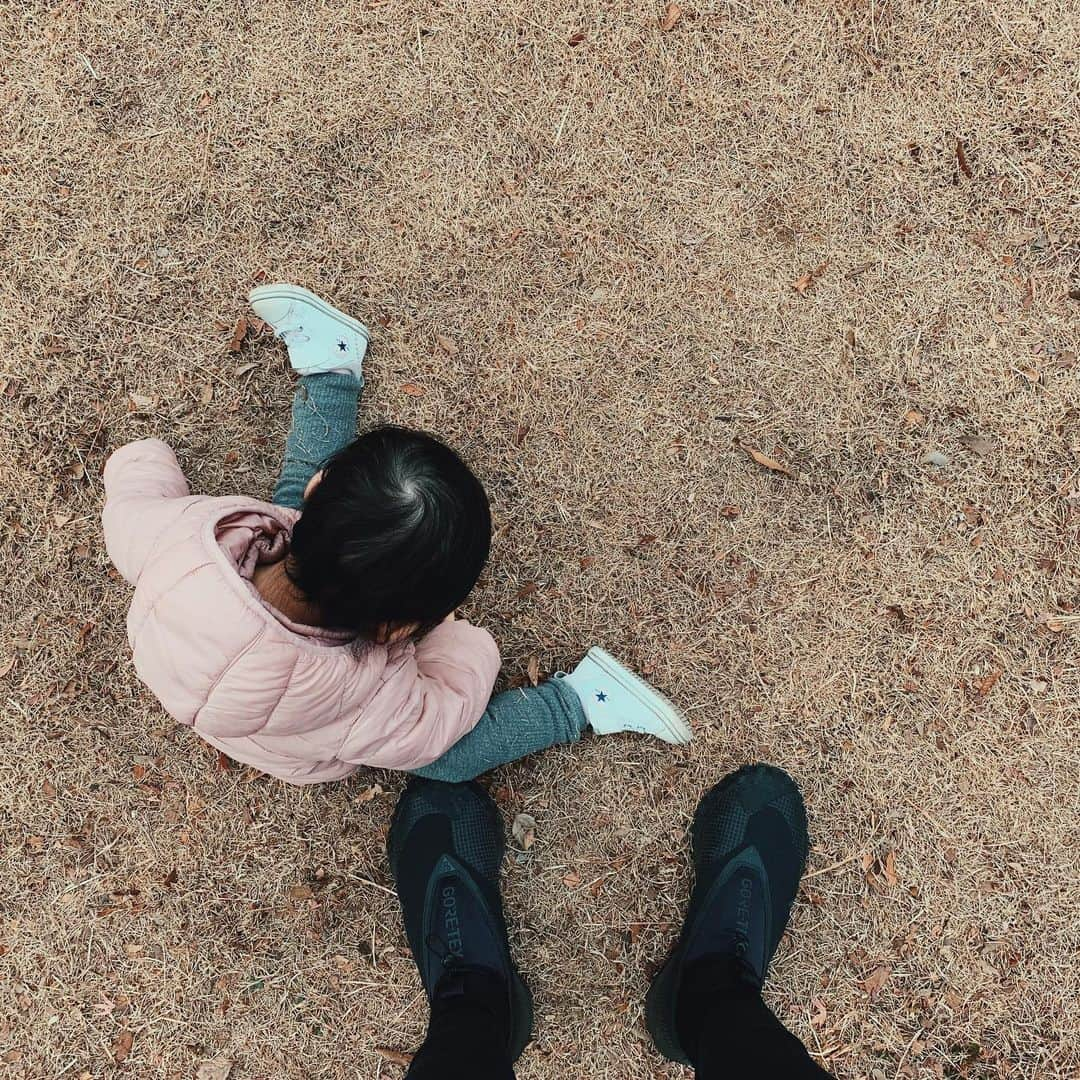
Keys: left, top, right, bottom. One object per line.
{"left": 387, "top": 778, "right": 533, "bottom": 1061}
{"left": 645, "top": 764, "right": 810, "bottom": 1066}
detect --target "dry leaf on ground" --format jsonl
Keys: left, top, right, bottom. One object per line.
{"left": 195, "top": 1060, "right": 233, "bottom": 1080}
{"left": 435, "top": 334, "right": 458, "bottom": 355}
{"left": 228, "top": 316, "right": 248, "bottom": 352}
{"left": 287, "top": 884, "right": 314, "bottom": 900}
{"left": 792, "top": 261, "right": 828, "bottom": 295}
{"left": 959, "top": 434, "right": 996, "bottom": 456}
{"left": 883, "top": 850, "right": 899, "bottom": 887}
{"left": 738, "top": 442, "right": 794, "bottom": 477}
{"left": 660, "top": 3, "right": 683, "bottom": 31}
{"left": 112, "top": 1030, "right": 134, "bottom": 1063}
{"left": 400, "top": 383, "right": 425, "bottom": 396}
{"left": 526, "top": 655, "right": 541, "bottom": 686}
{"left": 955, "top": 137, "right": 973, "bottom": 178}
{"left": 376, "top": 1047, "right": 414, "bottom": 1067}
{"left": 861, "top": 965, "right": 892, "bottom": 996}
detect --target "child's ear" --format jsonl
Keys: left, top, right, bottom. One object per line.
{"left": 302, "top": 469, "right": 325, "bottom": 502}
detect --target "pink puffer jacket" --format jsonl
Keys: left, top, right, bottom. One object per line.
{"left": 102, "top": 439, "right": 501, "bottom": 784}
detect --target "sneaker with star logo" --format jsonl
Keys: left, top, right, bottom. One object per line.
{"left": 249, "top": 283, "right": 369, "bottom": 383}
{"left": 558, "top": 646, "right": 691, "bottom": 744}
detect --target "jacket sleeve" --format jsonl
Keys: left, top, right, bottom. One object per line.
{"left": 339, "top": 619, "right": 502, "bottom": 770}
{"left": 102, "top": 439, "right": 202, "bottom": 585}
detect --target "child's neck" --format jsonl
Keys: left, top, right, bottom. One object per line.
{"left": 252, "top": 560, "right": 324, "bottom": 627}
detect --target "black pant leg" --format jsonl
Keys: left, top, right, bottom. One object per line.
{"left": 694, "top": 992, "right": 832, "bottom": 1079}
{"left": 405, "top": 1000, "right": 515, "bottom": 1080}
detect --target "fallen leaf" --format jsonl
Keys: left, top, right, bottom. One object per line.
{"left": 861, "top": 965, "right": 892, "bottom": 996}
{"left": 112, "top": 1030, "right": 133, "bottom": 1063}
{"left": 512, "top": 812, "right": 537, "bottom": 850}
{"left": 791, "top": 261, "right": 828, "bottom": 295}
{"left": 526, "top": 655, "right": 541, "bottom": 687}
{"left": 200, "top": 383, "right": 214, "bottom": 405}
{"left": 719, "top": 504, "right": 741, "bottom": 519}
{"left": 903, "top": 408, "right": 925, "bottom": 428}
{"left": 376, "top": 1048, "right": 414, "bottom": 1067}
{"left": 513, "top": 424, "right": 530, "bottom": 447}
{"left": 515, "top": 582, "right": 539, "bottom": 600}
{"left": 959, "top": 434, "right": 996, "bottom": 456}
{"left": 434, "top": 334, "right": 458, "bottom": 355}
{"left": 567, "top": 31, "right": 585, "bottom": 46}
{"left": 195, "top": 93, "right": 214, "bottom": 114}
{"left": 42, "top": 778, "right": 57, "bottom": 800}
{"left": 287, "top": 884, "right": 314, "bottom": 900}
{"left": 738, "top": 441, "right": 794, "bottom": 477}
{"left": 883, "top": 850, "right": 899, "bottom": 887}
{"left": 975, "top": 670, "right": 1001, "bottom": 698}
{"left": 400, "top": 382, "right": 426, "bottom": 396}
{"left": 227, "top": 316, "right": 248, "bottom": 352}
{"left": 659, "top": 3, "right": 683, "bottom": 31}
{"left": 357, "top": 783, "right": 384, "bottom": 803}
{"left": 127, "top": 394, "right": 155, "bottom": 414}
{"left": 195, "top": 1059, "right": 233, "bottom": 1080}
{"left": 955, "top": 137, "right": 973, "bottom": 178}
{"left": 562, "top": 870, "right": 582, "bottom": 888}
{"left": 809, "top": 997, "right": 828, "bottom": 1027}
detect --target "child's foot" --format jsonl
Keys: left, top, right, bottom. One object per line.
{"left": 387, "top": 778, "right": 534, "bottom": 1063}
{"left": 248, "top": 283, "right": 369, "bottom": 383}
{"left": 645, "top": 764, "right": 810, "bottom": 1065}
{"left": 560, "top": 646, "right": 692, "bottom": 744}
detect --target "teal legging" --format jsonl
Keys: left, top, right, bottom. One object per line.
{"left": 273, "top": 374, "right": 588, "bottom": 781}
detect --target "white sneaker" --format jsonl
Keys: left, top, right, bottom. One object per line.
{"left": 249, "top": 283, "right": 369, "bottom": 383}
{"left": 559, "top": 646, "right": 692, "bottom": 745}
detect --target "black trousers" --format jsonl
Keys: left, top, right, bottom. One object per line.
{"left": 405, "top": 985, "right": 832, "bottom": 1079}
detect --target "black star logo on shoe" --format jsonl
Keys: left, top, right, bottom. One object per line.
{"left": 337, "top": 341, "right": 348, "bottom": 351}
{"left": 596, "top": 691, "right": 608, "bottom": 702}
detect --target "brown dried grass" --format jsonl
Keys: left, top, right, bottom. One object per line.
{"left": 2, "top": 1, "right": 1079, "bottom": 1077}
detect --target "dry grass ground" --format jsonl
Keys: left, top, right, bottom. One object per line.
{"left": 2, "top": 0, "right": 1079, "bottom": 1076}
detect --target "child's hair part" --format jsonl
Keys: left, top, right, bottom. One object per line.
{"left": 288, "top": 426, "right": 491, "bottom": 639}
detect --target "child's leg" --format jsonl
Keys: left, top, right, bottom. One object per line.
{"left": 412, "top": 678, "right": 588, "bottom": 783}
{"left": 272, "top": 372, "right": 361, "bottom": 509}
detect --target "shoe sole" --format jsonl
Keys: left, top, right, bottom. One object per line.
{"left": 587, "top": 646, "right": 692, "bottom": 744}
{"left": 248, "top": 283, "right": 371, "bottom": 343}
{"left": 387, "top": 780, "right": 534, "bottom": 1062}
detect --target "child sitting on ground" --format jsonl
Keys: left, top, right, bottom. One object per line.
{"left": 102, "top": 284, "right": 690, "bottom": 784}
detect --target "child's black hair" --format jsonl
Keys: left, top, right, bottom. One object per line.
{"left": 288, "top": 426, "right": 491, "bottom": 640}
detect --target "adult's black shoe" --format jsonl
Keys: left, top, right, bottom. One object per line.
{"left": 387, "top": 778, "right": 533, "bottom": 1062}
{"left": 645, "top": 763, "right": 809, "bottom": 1066}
